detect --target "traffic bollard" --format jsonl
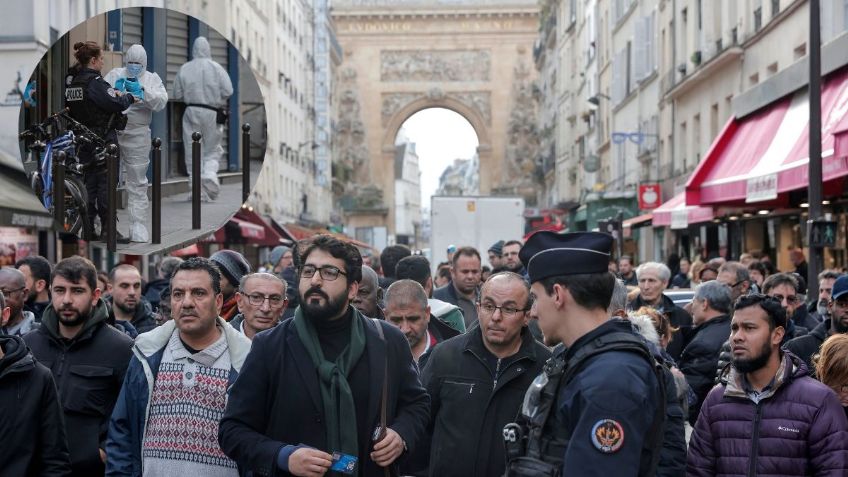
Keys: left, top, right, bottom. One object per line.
{"left": 53, "top": 150, "right": 65, "bottom": 231}
{"left": 106, "top": 144, "right": 119, "bottom": 252}
{"left": 242, "top": 123, "right": 251, "bottom": 204}
{"left": 152, "top": 138, "right": 162, "bottom": 244}
{"left": 192, "top": 131, "right": 201, "bottom": 230}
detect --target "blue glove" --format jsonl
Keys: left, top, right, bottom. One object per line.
{"left": 114, "top": 77, "right": 127, "bottom": 93}
{"left": 124, "top": 77, "right": 144, "bottom": 101}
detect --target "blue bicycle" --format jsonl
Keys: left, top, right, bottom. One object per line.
{"left": 19, "top": 110, "right": 107, "bottom": 240}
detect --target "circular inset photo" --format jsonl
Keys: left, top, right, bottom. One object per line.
{"left": 17, "top": 7, "right": 267, "bottom": 254}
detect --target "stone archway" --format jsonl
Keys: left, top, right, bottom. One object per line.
{"left": 332, "top": 1, "right": 541, "bottom": 238}
{"left": 382, "top": 93, "right": 492, "bottom": 195}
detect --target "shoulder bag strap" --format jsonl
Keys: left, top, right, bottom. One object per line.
{"left": 372, "top": 318, "right": 392, "bottom": 477}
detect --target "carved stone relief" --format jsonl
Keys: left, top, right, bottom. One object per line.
{"left": 334, "top": 67, "right": 377, "bottom": 202}
{"left": 500, "top": 57, "right": 541, "bottom": 205}
{"left": 380, "top": 91, "right": 491, "bottom": 126}
{"left": 380, "top": 50, "right": 491, "bottom": 82}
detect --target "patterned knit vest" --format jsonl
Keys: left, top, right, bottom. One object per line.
{"left": 141, "top": 337, "right": 238, "bottom": 477}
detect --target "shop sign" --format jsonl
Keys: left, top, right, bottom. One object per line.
{"left": 0, "top": 227, "right": 38, "bottom": 266}
{"left": 638, "top": 183, "right": 662, "bottom": 210}
{"left": 671, "top": 209, "right": 689, "bottom": 230}
{"left": 746, "top": 173, "right": 778, "bottom": 203}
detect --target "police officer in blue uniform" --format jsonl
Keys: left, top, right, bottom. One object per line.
{"left": 64, "top": 41, "right": 136, "bottom": 241}
{"left": 502, "top": 232, "right": 676, "bottom": 477}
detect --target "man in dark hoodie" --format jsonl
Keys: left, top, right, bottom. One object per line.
{"left": 23, "top": 256, "right": 134, "bottom": 477}
{"left": 0, "top": 291, "right": 71, "bottom": 476}
{"left": 106, "top": 264, "right": 157, "bottom": 335}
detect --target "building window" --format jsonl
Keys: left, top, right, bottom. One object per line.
{"left": 754, "top": 4, "right": 763, "bottom": 32}
{"left": 771, "top": 0, "right": 780, "bottom": 19}
{"left": 749, "top": 72, "right": 759, "bottom": 86}
{"left": 767, "top": 62, "right": 778, "bottom": 77}
{"left": 794, "top": 43, "right": 806, "bottom": 60}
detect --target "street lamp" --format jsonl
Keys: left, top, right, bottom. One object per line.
{"left": 587, "top": 93, "right": 612, "bottom": 107}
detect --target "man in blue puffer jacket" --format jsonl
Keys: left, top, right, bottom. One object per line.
{"left": 688, "top": 294, "right": 848, "bottom": 476}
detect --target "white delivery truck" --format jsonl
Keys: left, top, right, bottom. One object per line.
{"left": 429, "top": 196, "right": 526, "bottom": 267}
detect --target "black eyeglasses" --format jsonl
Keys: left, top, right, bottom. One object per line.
{"left": 242, "top": 293, "right": 286, "bottom": 307}
{"left": 477, "top": 302, "right": 528, "bottom": 318}
{"left": 300, "top": 265, "right": 347, "bottom": 281}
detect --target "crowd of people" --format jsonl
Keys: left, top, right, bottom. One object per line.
{"left": 1, "top": 234, "right": 848, "bottom": 477}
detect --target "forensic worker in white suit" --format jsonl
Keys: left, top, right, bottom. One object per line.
{"left": 104, "top": 44, "right": 168, "bottom": 243}
{"left": 173, "top": 36, "right": 233, "bottom": 202}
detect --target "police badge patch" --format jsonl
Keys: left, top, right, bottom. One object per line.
{"left": 107, "top": 87, "right": 117, "bottom": 97}
{"left": 590, "top": 419, "right": 624, "bottom": 453}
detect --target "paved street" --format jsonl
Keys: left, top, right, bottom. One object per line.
{"left": 106, "top": 161, "right": 261, "bottom": 255}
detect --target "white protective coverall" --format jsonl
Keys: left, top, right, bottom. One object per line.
{"left": 104, "top": 44, "right": 168, "bottom": 243}
{"left": 173, "top": 36, "right": 233, "bottom": 201}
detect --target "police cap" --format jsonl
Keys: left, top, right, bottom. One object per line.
{"left": 519, "top": 231, "right": 613, "bottom": 283}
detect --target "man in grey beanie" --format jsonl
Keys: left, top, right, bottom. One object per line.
{"left": 210, "top": 249, "right": 251, "bottom": 321}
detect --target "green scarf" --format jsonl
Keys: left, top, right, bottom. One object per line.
{"left": 294, "top": 306, "right": 367, "bottom": 460}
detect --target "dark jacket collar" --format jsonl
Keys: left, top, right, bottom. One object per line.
{"left": 40, "top": 298, "right": 110, "bottom": 344}
{"left": 463, "top": 323, "right": 543, "bottom": 363}
{"left": 692, "top": 314, "right": 731, "bottom": 333}
{"left": 564, "top": 319, "right": 635, "bottom": 361}
{"left": 0, "top": 335, "right": 34, "bottom": 379}
{"left": 630, "top": 293, "right": 676, "bottom": 313}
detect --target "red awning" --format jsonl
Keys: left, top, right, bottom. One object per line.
{"left": 835, "top": 112, "right": 848, "bottom": 159}
{"left": 687, "top": 66, "right": 848, "bottom": 205}
{"left": 202, "top": 210, "right": 287, "bottom": 246}
{"left": 653, "top": 192, "right": 715, "bottom": 228}
{"left": 170, "top": 244, "right": 200, "bottom": 256}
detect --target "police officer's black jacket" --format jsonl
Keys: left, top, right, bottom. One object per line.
{"left": 23, "top": 299, "right": 133, "bottom": 477}
{"left": 417, "top": 325, "right": 551, "bottom": 477}
{"left": 678, "top": 314, "right": 731, "bottom": 423}
{"left": 0, "top": 335, "right": 71, "bottom": 477}
{"left": 547, "top": 319, "right": 667, "bottom": 476}
{"left": 64, "top": 66, "right": 134, "bottom": 144}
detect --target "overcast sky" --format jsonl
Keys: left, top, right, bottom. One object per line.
{"left": 398, "top": 108, "right": 479, "bottom": 211}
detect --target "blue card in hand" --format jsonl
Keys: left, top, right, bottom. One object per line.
{"left": 331, "top": 452, "right": 357, "bottom": 474}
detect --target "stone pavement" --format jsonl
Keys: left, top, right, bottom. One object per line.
{"left": 101, "top": 162, "right": 261, "bottom": 255}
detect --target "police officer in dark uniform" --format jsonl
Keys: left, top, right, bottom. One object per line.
{"left": 64, "top": 41, "right": 136, "bottom": 241}
{"left": 502, "top": 232, "right": 678, "bottom": 477}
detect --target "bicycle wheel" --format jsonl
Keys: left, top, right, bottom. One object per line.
{"left": 61, "top": 176, "right": 90, "bottom": 239}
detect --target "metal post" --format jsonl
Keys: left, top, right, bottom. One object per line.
{"left": 242, "top": 123, "right": 251, "bottom": 204}
{"left": 616, "top": 211, "right": 624, "bottom": 260}
{"left": 106, "top": 144, "right": 119, "bottom": 252}
{"left": 192, "top": 131, "right": 202, "bottom": 230}
{"left": 152, "top": 138, "right": 162, "bottom": 244}
{"left": 808, "top": 0, "right": 822, "bottom": 299}
{"left": 53, "top": 151, "right": 65, "bottom": 230}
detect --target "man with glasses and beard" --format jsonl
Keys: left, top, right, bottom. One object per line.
{"left": 23, "top": 256, "right": 133, "bottom": 477}
{"left": 786, "top": 274, "right": 848, "bottom": 376}
{"left": 219, "top": 235, "right": 429, "bottom": 477}
{"left": 0, "top": 268, "right": 38, "bottom": 336}
{"left": 688, "top": 294, "right": 848, "bottom": 476}
{"left": 231, "top": 272, "right": 288, "bottom": 340}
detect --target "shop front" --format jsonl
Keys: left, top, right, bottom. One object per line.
{"left": 682, "top": 65, "right": 848, "bottom": 270}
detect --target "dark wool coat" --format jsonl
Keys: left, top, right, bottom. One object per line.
{"left": 218, "top": 308, "right": 430, "bottom": 477}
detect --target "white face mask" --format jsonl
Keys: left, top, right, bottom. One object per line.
{"left": 126, "top": 63, "right": 143, "bottom": 78}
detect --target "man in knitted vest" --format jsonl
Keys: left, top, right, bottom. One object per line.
{"left": 105, "top": 257, "right": 252, "bottom": 477}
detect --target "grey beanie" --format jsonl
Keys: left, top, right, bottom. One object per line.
{"left": 210, "top": 249, "right": 251, "bottom": 286}
{"left": 269, "top": 245, "right": 291, "bottom": 267}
